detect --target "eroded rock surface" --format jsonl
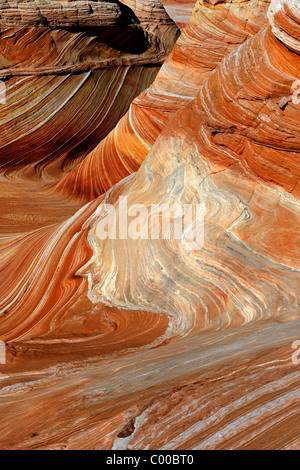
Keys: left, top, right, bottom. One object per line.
{"left": 0, "top": 0, "right": 299, "bottom": 450}
{"left": 0, "top": 0, "right": 178, "bottom": 179}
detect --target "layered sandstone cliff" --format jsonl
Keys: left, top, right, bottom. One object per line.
{"left": 0, "top": 0, "right": 178, "bottom": 179}
{"left": 56, "top": 0, "right": 271, "bottom": 200}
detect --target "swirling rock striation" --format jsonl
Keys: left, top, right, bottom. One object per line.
{"left": 0, "top": 0, "right": 178, "bottom": 179}
{"left": 160, "top": 0, "right": 195, "bottom": 28}
{"left": 78, "top": 0, "right": 300, "bottom": 337}
{"left": 56, "top": 0, "right": 271, "bottom": 200}
{"left": 0, "top": 0, "right": 299, "bottom": 451}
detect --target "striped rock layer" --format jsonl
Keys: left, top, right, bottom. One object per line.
{"left": 160, "top": 0, "right": 195, "bottom": 28}
{"left": 56, "top": 0, "right": 271, "bottom": 200}
{"left": 0, "top": 0, "right": 299, "bottom": 451}
{"left": 0, "top": 0, "right": 179, "bottom": 179}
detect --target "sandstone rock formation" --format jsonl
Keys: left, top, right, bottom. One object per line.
{"left": 160, "top": 0, "right": 195, "bottom": 28}
{"left": 0, "top": 0, "right": 178, "bottom": 179}
{"left": 0, "top": 0, "right": 299, "bottom": 451}
{"left": 78, "top": 0, "right": 300, "bottom": 336}
{"left": 56, "top": 0, "right": 271, "bottom": 200}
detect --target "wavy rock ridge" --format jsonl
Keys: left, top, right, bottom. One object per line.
{"left": 56, "top": 0, "right": 271, "bottom": 200}
{"left": 0, "top": 0, "right": 178, "bottom": 179}
{"left": 0, "top": 0, "right": 299, "bottom": 451}
{"left": 80, "top": 0, "right": 300, "bottom": 333}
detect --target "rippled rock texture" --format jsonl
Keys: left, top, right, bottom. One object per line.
{"left": 0, "top": 0, "right": 300, "bottom": 451}
{"left": 56, "top": 0, "right": 271, "bottom": 200}
{"left": 161, "top": 0, "right": 195, "bottom": 28}
{"left": 0, "top": 0, "right": 179, "bottom": 179}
